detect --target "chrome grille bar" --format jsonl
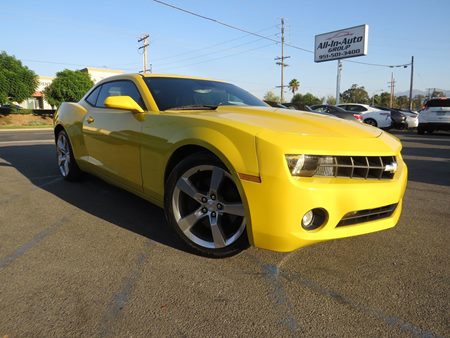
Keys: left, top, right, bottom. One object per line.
{"left": 315, "top": 156, "right": 396, "bottom": 179}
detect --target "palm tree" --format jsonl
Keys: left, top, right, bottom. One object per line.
{"left": 288, "top": 79, "right": 300, "bottom": 95}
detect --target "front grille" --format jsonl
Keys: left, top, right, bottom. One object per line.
{"left": 315, "top": 156, "right": 397, "bottom": 179}
{"left": 337, "top": 203, "right": 398, "bottom": 227}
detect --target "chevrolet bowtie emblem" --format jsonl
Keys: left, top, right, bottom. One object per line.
{"left": 384, "top": 162, "right": 398, "bottom": 173}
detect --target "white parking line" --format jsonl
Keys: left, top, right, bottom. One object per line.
{"left": 0, "top": 139, "right": 54, "bottom": 146}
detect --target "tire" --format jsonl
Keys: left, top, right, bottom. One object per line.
{"left": 56, "top": 130, "right": 82, "bottom": 181}
{"left": 164, "top": 152, "right": 249, "bottom": 258}
{"left": 417, "top": 126, "right": 425, "bottom": 135}
{"left": 364, "top": 118, "right": 378, "bottom": 127}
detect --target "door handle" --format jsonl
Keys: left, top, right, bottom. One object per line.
{"left": 87, "top": 116, "right": 95, "bottom": 124}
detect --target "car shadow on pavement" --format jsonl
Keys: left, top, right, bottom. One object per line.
{"left": 0, "top": 144, "right": 193, "bottom": 254}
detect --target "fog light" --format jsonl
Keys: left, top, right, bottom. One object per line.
{"left": 302, "top": 210, "right": 314, "bottom": 227}
{"left": 301, "top": 208, "right": 328, "bottom": 230}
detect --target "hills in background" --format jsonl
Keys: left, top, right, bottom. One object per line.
{"left": 396, "top": 89, "right": 450, "bottom": 97}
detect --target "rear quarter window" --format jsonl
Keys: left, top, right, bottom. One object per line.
{"left": 425, "top": 99, "right": 450, "bottom": 108}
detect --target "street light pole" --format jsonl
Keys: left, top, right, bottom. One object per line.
{"left": 336, "top": 60, "right": 342, "bottom": 105}
{"left": 408, "top": 56, "right": 414, "bottom": 110}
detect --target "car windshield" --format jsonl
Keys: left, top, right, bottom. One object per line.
{"left": 426, "top": 98, "right": 450, "bottom": 108}
{"left": 144, "top": 77, "right": 266, "bottom": 111}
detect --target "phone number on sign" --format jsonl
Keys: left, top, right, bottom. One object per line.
{"left": 318, "top": 49, "right": 361, "bottom": 60}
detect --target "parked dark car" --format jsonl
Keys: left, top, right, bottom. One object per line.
{"left": 263, "top": 100, "right": 288, "bottom": 108}
{"left": 308, "top": 104, "right": 363, "bottom": 122}
{"left": 373, "top": 106, "right": 408, "bottom": 130}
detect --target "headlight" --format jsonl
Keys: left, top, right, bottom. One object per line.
{"left": 285, "top": 154, "right": 319, "bottom": 176}
{"left": 285, "top": 155, "right": 335, "bottom": 177}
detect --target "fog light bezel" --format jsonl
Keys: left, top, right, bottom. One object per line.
{"left": 301, "top": 208, "right": 328, "bottom": 230}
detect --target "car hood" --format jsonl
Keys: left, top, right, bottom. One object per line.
{"left": 203, "top": 106, "right": 383, "bottom": 138}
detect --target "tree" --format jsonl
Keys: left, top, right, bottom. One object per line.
{"left": 341, "top": 84, "right": 370, "bottom": 104}
{"left": 291, "top": 93, "right": 321, "bottom": 110}
{"left": 395, "top": 95, "right": 409, "bottom": 109}
{"left": 412, "top": 94, "right": 425, "bottom": 110}
{"left": 263, "top": 90, "right": 280, "bottom": 103}
{"left": 431, "top": 90, "right": 445, "bottom": 98}
{"left": 0, "top": 51, "right": 38, "bottom": 104}
{"left": 43, "top": 69, "right": 94, "bottom": 107}
{"left": 288, "top": 79, "right": 300, "bottom": 95}
{"left": 326, "top": 96, "right": 336, "bottom": 105}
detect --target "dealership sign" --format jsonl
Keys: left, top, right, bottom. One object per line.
{"left": 314, "top": 24, "right": 368, "bottom": 63}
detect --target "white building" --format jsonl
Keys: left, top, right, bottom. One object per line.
{"left": 80, "top": 67, "right": 124, "bottom": 84}
{"left": 22, "top": 76, "right": 54, "bottom": 109}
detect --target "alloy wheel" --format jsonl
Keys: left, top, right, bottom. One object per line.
{"left": 171, "top": 165, "right": 246, "bottom": 249}
{"left": 56, "top": 132, "right": 70, "bottom": 177}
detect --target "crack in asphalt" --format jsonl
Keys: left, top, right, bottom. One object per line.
{"left": 276, "top": 266, "right": 441, "bottom": 338}
{"left": 98, "top": 240, "right": 155, "bottom": 338}
{"left": 245, "top": 252, "right": 441, "bottom": 338}
{"left": 0, "top": 216, "right": 69, "bottom": 270}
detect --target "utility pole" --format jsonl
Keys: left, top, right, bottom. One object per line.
{"left": 275, "top": 18, "right": 290, "bottom": 103}
{"left": 388, "top": 72, "right": 396, "bottom": 108}
{"left": 336, "top": 60, "right": 342, "bottom": 105}
{"left": 408, "top": 56, "right": 414, "bottom": 110}
{"left": 138, "top": 33, "right": 150, "bottom": 73}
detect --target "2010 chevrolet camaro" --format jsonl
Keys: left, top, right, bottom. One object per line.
{"left": 54, "top": 74, "right": 407, "bottom": 257}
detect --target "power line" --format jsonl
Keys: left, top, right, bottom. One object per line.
{"left": 155, "top": 34, "right": 277, "bottom": 68}
{"left": 21, "top": 59, "right": 137, "bottom": 72}
{"left": 152, "top": 0, "right": 281, "bottom": 43}
{"left": 157, "top": 42, "right": 277, "bottom": 72}
{"left": 152, "top": 0, "right": 413, "bottom": 69}
{"left": 152, "top": 25, "right": 278, "bottom": 62}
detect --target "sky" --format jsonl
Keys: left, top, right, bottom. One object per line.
{"left": 1, "top": 0, "right": 450, "bottom": 101}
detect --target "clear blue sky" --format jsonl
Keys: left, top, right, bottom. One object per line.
{"left": 1, "top": 0, "right": 449, "bottom": 100}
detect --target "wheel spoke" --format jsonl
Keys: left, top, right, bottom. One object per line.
{"left": 209, "top": 167, "right": 224, "bottom": 195}
{"left": 58, "top": 154, "right": 65, "bottom": 165}
{"left": 178, "top": 209, "right": 205, "bottom": 233}
{"left": 222, "top": 202, "right": 245, "bottom": 217}
{"left": 209, "top": 213, "right": 226, "bottom": 248}
{"left": 63, "top": 158, "right": 69, "bottom": 175}
{"left": 177, "top": 177, "right": 204, "bottom": 202}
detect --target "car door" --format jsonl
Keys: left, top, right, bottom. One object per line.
{"left": 82, "top": 80, "right": 146, "bottom": 191}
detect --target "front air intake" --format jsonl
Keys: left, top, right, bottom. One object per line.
{"left": 337, "top": 203, "right": 398, "bottom": 227}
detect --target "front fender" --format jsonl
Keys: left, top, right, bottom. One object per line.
{"left": 54, "top": 102, "right": 88, "bottom": 160}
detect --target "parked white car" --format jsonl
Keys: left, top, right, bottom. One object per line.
{"left": 400, "top": 110, "right": 419, "bottom": 128}
{"left": 418, "top": 98, "right": 450, "bottom": 134}
{"left": 337, "top": 104, "right": 391, "bottom": 128}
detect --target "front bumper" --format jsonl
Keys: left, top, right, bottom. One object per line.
{"left": 241, "top": 133, "right": 408, "bottom": 252}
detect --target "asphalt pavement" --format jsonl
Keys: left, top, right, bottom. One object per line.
{"left": 0, "top": 128, "right": 448, "bottom": 337}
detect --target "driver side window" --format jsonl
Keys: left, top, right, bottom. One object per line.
{"left": 96, "top": 80, "right": 146, "bottom": 110}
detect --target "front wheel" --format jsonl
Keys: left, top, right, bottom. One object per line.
{"left": 164, "top": 152, "right": 249, "bottom": 257}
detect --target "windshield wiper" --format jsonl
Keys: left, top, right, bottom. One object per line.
{"left": 167, "top": 104, "right": 218, "bottom": 111}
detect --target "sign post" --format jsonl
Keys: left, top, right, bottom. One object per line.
{"left": 315, "top": 25, "right": 369, "bottom": 104}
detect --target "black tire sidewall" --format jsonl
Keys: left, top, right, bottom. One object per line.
{"left": 364, "top": 118, "right": 377, "bottom": 127}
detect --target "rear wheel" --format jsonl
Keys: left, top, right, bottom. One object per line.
{"left": 364, "top": 118, "right": 377, "bottom": 127}
{"left": 164, "top": 152, "right": 249, "bottom": 257}
{"left": 56, "top": 130, "right": 82, "bottom": 181}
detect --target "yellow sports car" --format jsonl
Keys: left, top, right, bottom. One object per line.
{"left": 54, "top": 74, "right": 407, "bottom": 257}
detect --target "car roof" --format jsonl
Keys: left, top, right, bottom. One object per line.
{"left": 95, "top": 73, "right": 227, "bottom": 86}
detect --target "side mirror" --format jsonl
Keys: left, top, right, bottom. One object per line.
{"left": 104, "top": 96, "right": 144, "bottom": 113}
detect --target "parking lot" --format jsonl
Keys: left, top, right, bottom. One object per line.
{"left": 0, "top": 129, "right": 448, "bottom": 337}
